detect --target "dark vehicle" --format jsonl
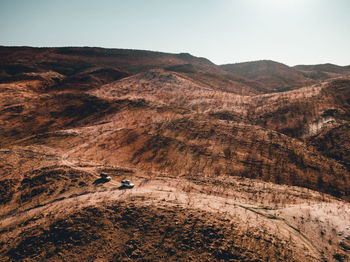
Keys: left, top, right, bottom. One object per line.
{"left": 100, "top": 173, "right": 111, "bottom": 182}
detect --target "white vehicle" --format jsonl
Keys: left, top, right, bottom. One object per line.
{"left": 100, "top": 173, "right": 111, "bottom": 182}
{"left": 121, "top": 179, "right": 134, "bottom": 189}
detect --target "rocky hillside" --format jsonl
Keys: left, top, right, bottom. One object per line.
{"left": 1, "top": 46, "right": 350, "bottom": 261}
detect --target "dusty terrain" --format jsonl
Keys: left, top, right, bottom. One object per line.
{"left": 0, "top": 46, "right": 350, "bottom": 261}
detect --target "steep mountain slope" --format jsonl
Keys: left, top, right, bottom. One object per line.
{"left": 1, "top": 46, "right": 350, "bottom": 261}
{"left": 243, "top": 79, "right": 350, "bottom": 172}
{"left": 221, "top": 60, "right": 314, "bottom": 92}
{"left": 88, "top": 71, "right": 350, "bottom": 199}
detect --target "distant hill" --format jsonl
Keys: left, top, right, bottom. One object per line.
{"left": 0, "top": 46, "right": 263, "bottom": 95}
{"left": 2, "top": 47, "right": 349, "bottom": 94}
{"left": 294, "top": 63, "right": 350, "bottom": 80}
{"left": 220, "top": 60, "right": 314, "bottom": 92}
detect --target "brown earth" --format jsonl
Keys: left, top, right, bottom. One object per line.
{"left": 0, "top": 46, "right": 350, "bottom": 261}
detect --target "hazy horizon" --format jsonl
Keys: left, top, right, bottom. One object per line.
{"left": 1, "top": 0, "right": 349, "bottom": 66}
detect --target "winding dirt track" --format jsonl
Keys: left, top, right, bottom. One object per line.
{"left": 60, "top": 127, "right": 123, "bottom": 187}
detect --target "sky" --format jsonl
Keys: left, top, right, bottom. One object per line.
{"left": 0, "top": 0, "right": 349, "bottom": 66}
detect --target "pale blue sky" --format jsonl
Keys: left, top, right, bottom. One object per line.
{"left": 0, "top": 0, "right": 349, "bottom": 66}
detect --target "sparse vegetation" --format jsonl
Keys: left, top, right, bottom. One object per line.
{"left": 0, "top": 46, "right": 349, "bottom": 261}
